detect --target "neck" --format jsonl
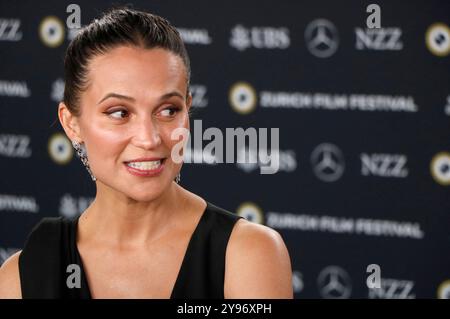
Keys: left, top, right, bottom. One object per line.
{"left": 79, "top": 181, "right": 187, "bottom": 248}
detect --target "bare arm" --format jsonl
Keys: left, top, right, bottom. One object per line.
{"left": 224, "top": 220, "right": 294, "bottom": 299}
{"left": 0, "top": 251, "right": 22, "bottom": 299}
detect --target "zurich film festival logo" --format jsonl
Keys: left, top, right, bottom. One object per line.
{"left": 0, "top": 80, "right": 31, "bottom": 98}
{"left": 229, "top": 82, "right": 257, "bottom": 114}
{"left": 177, "top": 28, "right": 212, "bottom": 45}
{"left": 39, "top": 16, "right": 65, "bottom": 48}
{"left": 430, "top": 152, "right": 450, "bottom": 186}
{"left": 311, "top": 143, "right": 345, "bottom": 182}
{"left": 39, "top": 5, "right": 82, "bottom": 48}
{"left": 48, "top": 132, "right": 73, "bottom": 165}
{"left": 426, "top": 23, "right": 450, "bottom": 57}
{"left": 437, "top": 280, "right": 450, "bottom": 299}
{"left": 305, "top": 19, "right": 339, "bottom": 58}
{"left": 317, "top": 266, "right": 352, "bottom": 299}
{"left": 236, "top": 202, "right": 264, "bottom": 224}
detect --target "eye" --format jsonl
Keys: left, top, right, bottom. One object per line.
{"left": 159, "top": 106, "right": 180, "bottom": 118}
{"left": 106, "top": 109, "right": 129, "bottom": 119}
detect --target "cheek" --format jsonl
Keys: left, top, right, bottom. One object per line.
{"left": 84, "top": 124, "right": 129, "bottom": 160}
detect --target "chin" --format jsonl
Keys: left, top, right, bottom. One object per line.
{"left": 124, "top": 182, "right": 169, "bottom": 202}
{"left": 124, "top": 191, "right": 161, "bottom": 203}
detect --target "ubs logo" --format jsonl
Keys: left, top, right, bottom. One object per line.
{"left": 230, "top": 25, "right": 290, "bottom": 51}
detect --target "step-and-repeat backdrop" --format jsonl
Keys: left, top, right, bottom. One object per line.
{"left": 0, "top": 0, "right": 449, "bottom": 298}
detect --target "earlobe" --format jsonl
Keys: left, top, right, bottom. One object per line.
{"left": 58, "top": 102, "right": 81, "bottom": 142}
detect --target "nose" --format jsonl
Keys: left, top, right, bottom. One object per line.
{"left": 131, "top": 116, "right": 162, "bottom": 150}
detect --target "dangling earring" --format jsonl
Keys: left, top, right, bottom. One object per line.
{"left": 175, "top": 172, "right": 181, "bottom": 184}
{"left": 72, "top": 140, "right": 97, "bottom": 182}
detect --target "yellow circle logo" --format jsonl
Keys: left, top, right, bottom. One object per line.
{"left": 426, "top": 23, "right": 450, "bottom": 56}
{"left": 48, "top": 133, "right": 73, "bottom": 165}
{"left": 229, "top": 82, "right": 257, "bottom": 115}
{"left": 430, "top": 152, "right": 450, "bottom": 186}
{"left": 437, "top": 280, "right": 450, "bottom": 299}
{"left": 236, "top": 202, "right": 264, "bottom": 224}
{"left": 39, "top": 16, "right": 65, "bottom": 48}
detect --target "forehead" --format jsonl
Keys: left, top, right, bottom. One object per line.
{"left": 85, "top": 46, "right": 187, "bottom": 99}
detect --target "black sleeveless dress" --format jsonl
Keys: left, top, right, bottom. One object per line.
{"left": 18, "top": 202, "right": 243, "bottom": 299}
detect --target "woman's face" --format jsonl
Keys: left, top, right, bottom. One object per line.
{"left": 72, "top": 46, "right": 191, "bottom": 202}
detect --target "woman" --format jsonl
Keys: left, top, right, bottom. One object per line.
{"left": 0, "top": 7, "right": 293, "bottom": 299}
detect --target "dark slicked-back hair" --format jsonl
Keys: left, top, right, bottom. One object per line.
{"left": 63, "top": 7, "right": 190, "bottom": 116}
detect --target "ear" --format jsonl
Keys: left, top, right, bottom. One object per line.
{"left": 185, "top": 92, "right": 193, "bottom": 130}
{"left": 186, "top": 91, "right": 193, "bottom": 113}
{"left": 58, "top": 102, "right": 82, "bottom": 142}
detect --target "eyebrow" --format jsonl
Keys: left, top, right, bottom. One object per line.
{"left": 97, "top": 91, "right": 185, "bottom": 104}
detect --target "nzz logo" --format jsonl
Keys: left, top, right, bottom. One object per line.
{"left": 356, "top": 4, "right": 403, "bottom": 51}
{"left": 0, "top": 19, "right": 22, "bottom": 41}
{"left": 355, "top": 28, "right": 403, "bottom": 50}
{"left": 190, "top": 84, "right": 208, "bottom": 108}
{"left": 0, "top": 134, "right": 32, "bottom": 158}
{"left": 360, "top": 153, "right": 408, "bottom": 178}
{"left": 369, "top": 279, "right": 415, "bottom": 299}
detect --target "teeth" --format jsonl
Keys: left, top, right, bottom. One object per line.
{"left": 126, "top": 160, "right": 161, "bottom": 170}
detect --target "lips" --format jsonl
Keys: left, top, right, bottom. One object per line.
{"left": 124, "top": 157, "right": 165, "bottom": 163}
{"left": 123, "top": 158, "right": 166, "bottom": 177}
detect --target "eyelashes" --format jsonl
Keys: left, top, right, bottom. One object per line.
{"left": 104, "top": 106, "right": 182, "bottom": 120}
{"left": 159, "top": 107, "right": 180, "bottom": 117}
{"left": 106, "top": 109, "right": 129, "bottom": 119}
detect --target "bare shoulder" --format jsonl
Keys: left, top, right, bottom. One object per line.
{"left": 0, "top": 251, "right": 22, "bottom": 299}
{"left": 224, "top": 218, "right": 293, "bottom": 299}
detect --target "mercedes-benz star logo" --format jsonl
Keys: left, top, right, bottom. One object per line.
{"left": 305, "top": 19, "right": 339, "bottom": 58}
{"left": 317, "top": 266, "right": 352, "bottom": 299}
{"left": 311, "top": 143, "right": 345, "bottom": 182}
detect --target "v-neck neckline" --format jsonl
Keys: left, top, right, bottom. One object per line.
{"left": 72, "top": 202, "right": 210, "bottom": 299}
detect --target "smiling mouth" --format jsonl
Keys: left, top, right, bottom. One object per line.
{"left": 123, "top": 158, "right": 166, "bottom": 172}
{"left": 126, "top": 160, "right": 161, "bottom": 170}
